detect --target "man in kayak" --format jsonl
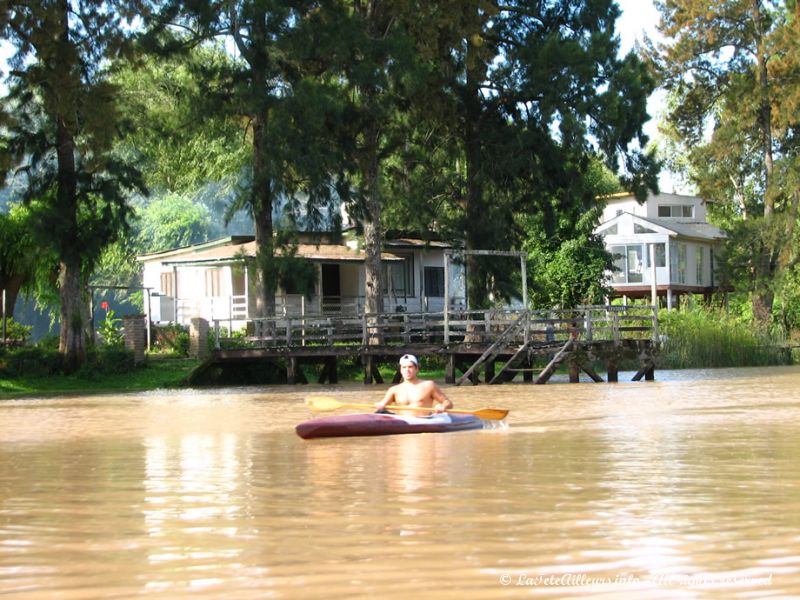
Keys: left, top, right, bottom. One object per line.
{"left": 374, "top": 354, "right": 454, "bottom": 416}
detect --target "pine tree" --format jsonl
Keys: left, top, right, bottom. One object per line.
{"left": 1, "top": 0, "right": 147, "bottom": 371}
{"left": 144, "top": 0, "right": 345, "bottom": 319}
{"left": 651, "top": 0, "right": 800, "bottom": 325}
{"left": 391, "top": 0, "right": 658, "bottom": 309}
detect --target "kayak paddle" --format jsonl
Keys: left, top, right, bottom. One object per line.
{"left": 305, "top": 395, "right": 509, "bottom": 420}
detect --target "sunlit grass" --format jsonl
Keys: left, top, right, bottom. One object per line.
{"left": 0, "top": 357, "right": 200, "bottom": 399}
{"left": 657, "top": 307, "right": 790, "bottom": 368}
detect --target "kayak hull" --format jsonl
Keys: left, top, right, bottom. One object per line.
{"left": 296, "top": 413, "right": 484, "bottom": 439}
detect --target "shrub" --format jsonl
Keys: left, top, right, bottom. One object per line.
{"left": 151, "top": 324, "right": 189, "bottom": 356}
{"left": 658, "top": 306, "right": 790, "bottom": 368}
{"left": 1, "top": 318, "right": 33, "bottom": 345}
{"left": 97, "top": 308, "right": 124, "bottom": 347}
{"left": 0, "top": 346, "right": 64, "bottom": 378}
{"left": 82, "top": 345, "right": 136, "bottom": 377}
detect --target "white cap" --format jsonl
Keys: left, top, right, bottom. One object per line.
{"left": 399, "top": 354, "right": 418, "bottom": 366}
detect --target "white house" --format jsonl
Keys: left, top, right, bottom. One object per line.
{"left": 595, "top": 192, "right": 727, "bottom": 308}
{"left": 137, "top": 233, "right": 466, "bottom": 328}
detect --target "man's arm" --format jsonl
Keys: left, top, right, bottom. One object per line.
{"left": 375, "top": 387, "right": 397, "bottom": 411}
{"left": 431, "top": 383, "right": 453, "bottom": 412}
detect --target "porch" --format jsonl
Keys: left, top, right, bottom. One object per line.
{"left": 186, "top": 305, "right": 659, "bottom": 385}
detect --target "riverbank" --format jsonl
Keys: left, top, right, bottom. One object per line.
{"left": 0, "top": 356, "right": 420, "bottom": 399}
{"left": 0, "top": 357, "right": 201, "bottom": 399}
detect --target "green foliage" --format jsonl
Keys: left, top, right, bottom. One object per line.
{"left": 658, "top": 305, "right": 790, "bottom": 369}
{"left": 1, "top": 0, "right": 148, "bottom": 370}
{"left": 527, "top": 235, "right": 614, "bottom": 308}
{"left": 521, "top": 156, "right": 621, "bottom": 308}
{"left": 0, "top": 203, "right": 41, "bottom": 315}
{"left": 377, "top": 0, "right": 658, "bottom": 308}
{"left": 151, "top": 324, "right": 190, "bottom": 356}
{"left": 0, "top": 346, "right": 64, "bottom": 378}
{"left": 0, "top": 340, "right": 137, "bottom": 380}
{"left": 136, "top": 192, "right": 212, "bottom": 253}
{"left": 79, "top": 346, "right": 136, "bottom": 378}
{"left": 651, "top": 1, "right": 800, "bottom": 324}
{"left": 97, "top": 308, "right": 124, "bottom": 347}
{"left": 0, "top": 356, "right": 201, "bottom": 397}
{"left": 1, "top": 317, "right": 32, "bottom": 344}
{"left": 111, "top": 48, "right": 248, "bottom": 194}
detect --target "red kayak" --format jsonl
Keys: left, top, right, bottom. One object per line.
{"left": 296, "top": 412, "right": 485, "bottom": 439}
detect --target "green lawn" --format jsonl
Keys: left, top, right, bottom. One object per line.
{"left": 0, "top": 357, "right": 457, "bottom": 399}
{"left": 0, "top": 357, "right": 201, "bottom": 399}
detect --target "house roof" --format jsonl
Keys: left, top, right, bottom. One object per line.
{"left": 138, "top": 237, "right": 405, "bottom": 266}
{"left": 601, "top": 191, "right": 715, "bottom": 205}
{"left": 644, "top": 217, "right": 725, "bottom": 240}
{"left": 596, "top": 212, "right": 726, "bottom": 242}
{"left": 383, "top": 238, "right": 455, "bottom": 250}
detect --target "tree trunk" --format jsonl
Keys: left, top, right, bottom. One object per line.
{"left": 55, "top": 38, "right": 85, "bottom": 370}
{"left": 252, "top": 112, "right": 276, "bottom": 319}
{"left": 751, "top": 0, "right": 776, "bottom": 324}
{"left": 361, "top": 115, "right": 384, "bottom": 345}
{"left": 359, "top": 1, "right": 385, "bottom": 338}
{"left": 362, "top": 121, "right": 384, "bottom": 317}
{"left": 59, "top": 257, "right": 87, "bottom": 373}
{"left": 463, "top": 50, "right": 488, "bottom": 311}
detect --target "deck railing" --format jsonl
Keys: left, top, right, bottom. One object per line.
{"left": 212, "top": 305, "right": 658, "bottom": 350}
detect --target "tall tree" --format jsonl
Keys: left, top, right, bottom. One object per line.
{"left": 386, "top": 0, "right": 658, "bottom": 309}
{"left": 145, "top": 1, "right": 342, "bottom": 319}
{"left": 0, "top": 203, "right": 42, "bottom": 320}
{"left": 650, "top": 0, "right": 800, "bottom": 324}
{"left": 1, "top": 0, "right": 147, "bottom": 371}
{"left": 293, "top": 1, "right": 432, "bottom": 319}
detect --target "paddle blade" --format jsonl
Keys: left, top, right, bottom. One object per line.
{"left": 305, "top": 396, "right": 344, "bottom": 412}
{"left": 471, "top": 408, "right": 508, "bottom": 420}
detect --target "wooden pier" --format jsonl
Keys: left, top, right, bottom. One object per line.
{"left": 194, "top": 305, "right": 658, "bottom": 385}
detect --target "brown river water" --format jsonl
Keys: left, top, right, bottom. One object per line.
{"left": 2, "top": 366, "right": 800, "bottom": 599}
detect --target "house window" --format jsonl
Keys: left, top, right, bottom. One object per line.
{"left": 646, "top": 243, "right": 666, "bottom": 268}
{"left": 671, "top": 243, "right": 687, "bottom": 284}
{"left": 383, "top": 256, "right": 413, "bottom": 297}
{"left": 696, "top": 247, "right": 704, "bottom": 284}
{"left": 634, "top": 224, "right": 656, "bottom": 234}
{"left": 601, "top": 224, "right": 618, "bottom": 236}
{"left": 610, "top": 245, "right": 643, "bottom": 284}
{"left": 205, "top": 268, "right": 222, "bottom": 297}
{"left": 160, "top": 271, "right": 175, "bottom": 297}
{"left": 658, "top": 205, "right": 694, "bottom": 218}
{"left": 423, "top": 266, "right": 445, "bottom": 297}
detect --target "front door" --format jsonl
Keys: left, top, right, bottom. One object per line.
{"left": 321, "top": 264, "right": 341, "bottom": 313}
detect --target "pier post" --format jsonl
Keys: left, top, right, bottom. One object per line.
{"left": 189, "top": 317, "right": 209, "bottom": 361}
{"left": 123, "top": 314, "right": 147, "bottom": 364}
{"left": 446, "top": 354, "right": 456, "bottom": 383}
{"left": 485, "top": 359, "right": 495, "bottom": 383}
{"left": 364, "top": 355, "right": 373, "bottom": 384}
{"left": 568, "top": 362, "right": 580, "bottom": 383}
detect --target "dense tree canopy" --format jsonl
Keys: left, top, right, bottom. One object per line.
{"left": 1, "top": 0, "right": 147, "bottom": 370}
{"left": 650, "top": 0, "right": 800, "bottom": 327}
{"left": 378, "top": 0, "right": 659, "bottom": 308}
{"left": 1, "top": 0, "right": 665, "bottom": 362}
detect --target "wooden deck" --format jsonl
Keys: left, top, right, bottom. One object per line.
{"left": 195, "top": 305, "right": 658, "bottom": 385}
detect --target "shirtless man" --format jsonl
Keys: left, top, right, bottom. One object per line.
{"left": 374, "top": 354, "right": 454, "bottom": 415}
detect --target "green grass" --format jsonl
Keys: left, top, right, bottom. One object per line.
{"left": 0, "top": 357, "right": 201, "bottom": 399}
{"left": 657, "top": 307, "right": 791, "bottom": 369}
